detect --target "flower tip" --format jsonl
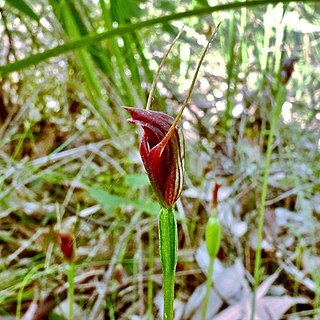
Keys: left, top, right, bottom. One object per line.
{"left": 123, "top": 107, "right": 139, "bottom": 126}
{"left": 123, "top": 106, "right": 143, "bottom": 122}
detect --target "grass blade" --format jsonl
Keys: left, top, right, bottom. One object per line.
{"left": 58, "top": 0, "right": 114, "bottom": 136}
{"left": 6, "top": 0, "right": 39, "bottom": 22}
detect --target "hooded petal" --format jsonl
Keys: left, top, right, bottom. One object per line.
{"left": 58, "top": 232, "right": 76, "bottom": 263}
{"left": 125, "top": 107, "right": 184, "bottom": 207}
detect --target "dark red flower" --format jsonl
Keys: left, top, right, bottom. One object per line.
{"left": 125, "top": 107, "right": 185, "bottom": 208}
{"left": 280, "top": 56, "right": 299, "bottom": 85}
{"left": 58, "top": 232, "right": 76, "bottom": 263}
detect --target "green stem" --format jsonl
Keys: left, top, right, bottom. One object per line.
{"left": 202, "top": 256, "right": 215, "bottom": 320}
{"left": 147, "top": 216, "right": 154, "bottom": 320}
{"left": 163, "top": 272, "right": 175, "bottom": 320}
{"left": 163, "top": 26, "right": 219, "bottom": 143}
{"left": 159, "top": 207, "right": 178, "bottom": 320}
{"left": 68, "top": 263, "right": 75, "bottom": 320}
{"left": 314, "top": 269, "right": 320, "bottom": 315}
{"left": 293, "top": 241, "right": 302, "bottom": 313}
{"left": 251, "top": 85, "right": 286, "bottom": 319}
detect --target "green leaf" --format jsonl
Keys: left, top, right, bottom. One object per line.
{"left": 89, "top": 188, "right": 123, "bottom": 211}
{"left": 111, "top": 0, "right": 146, "bottom": 21}
{"left": 154, "top": 1, "right": 176, "bottom": 11}
{"left": 6, "top": 0, "right": 40, "bottom": 22}
{"left": 130, "top": 199, "right": 160, "bottom": 214}
{"left": 125, "top": 174, "right": 150, "bottom": 187}
{"left": 89, "top": 187, "right": 160, "bottom": 215}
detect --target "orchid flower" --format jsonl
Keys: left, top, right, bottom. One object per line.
{"left": 125, "top": 107, "right": 185, "bottom": 208}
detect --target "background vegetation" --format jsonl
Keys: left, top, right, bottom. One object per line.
{"left": 0, "top": 0, "right": 319, "bottom": 319}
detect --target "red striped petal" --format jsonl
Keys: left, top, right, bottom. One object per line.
{"left": 125, "top": 107, "right": 185, "bottom": 207}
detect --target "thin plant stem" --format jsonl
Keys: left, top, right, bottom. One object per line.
{"left": 147, "top": 216, "right": 154, "bottom": 320}
{"left": 201, "top": 256, "right": 215, "bottom": 320}
{"left": 162, "top": 24, "right": 220, "bottom": 143}
{"left": 250, "top": 84, "right": 286, "bottom": 319}
{"left": 159, "top": 207, "right": 178, "bottom": 320}
{"left": 293, "top": 241, "right": 303, "bottom": 313}
{"left": 68, "top": 263, "right": 75, "bottom": 320}
{"left": 314, "top": 270, "right": 320, "bottom": 316}
{"left": 163, "top": 273, "right": 175, "bottom": 320}
{"left": 146, "top": 27, "right": 184, "bottom": 111}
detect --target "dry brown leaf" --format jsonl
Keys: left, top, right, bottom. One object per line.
{"left": 31, "top": 123, "right": 58, "bottom": 159}
{"left": 255, "top": 296, "right": 308, "bottom": 320}
{"left": 183, "top": 283, "right": 223, "bottom": 319}
{"left": 21, "top": 301, "right": 38, "bottom": 320}
{"left": 53, "top": 299, "right": 86, "bottom": 320}
{"left": 212, "top": 295, "right": 308, "bottom": 320}
{"left": 302, "top": 250, "right": 320, "bottom": 275}
{"left": 21, "top": 286, "right": 39, "bottom": 320}
{"left": 256, "top": 270, "right": 281, "bottom": 299}
{"left": 212, "top": 271, "right": 308, "bottom": 320}
{"left": 212, "top": 298, "right": 247, "bottom": 320}
{"left": 196, "top": 244, "right": 248, "bottom": 304}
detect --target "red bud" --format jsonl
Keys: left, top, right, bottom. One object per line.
{"left": 125, "top": 107, "right": 185, "bottom": 208}
{"left": 205, "top": 216, "right": 221, "bottom": 259}
{"left": 212, "top": 184, "right": 221, "bottom": 209}
{"left": 58, "top": 232, "right": 76, "bottom": 263}
{"left": 280, "top": 56, "right": 298, "bottom": 85}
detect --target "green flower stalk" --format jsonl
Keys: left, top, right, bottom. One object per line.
{"left": 202, "top": 184, "right": 221, "bottom": 320}
{"left": 58, "top": 232, "right": 76, "bottom": 320}
{"left": 159, "top": 207, "right": 178, "bottom": 320}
